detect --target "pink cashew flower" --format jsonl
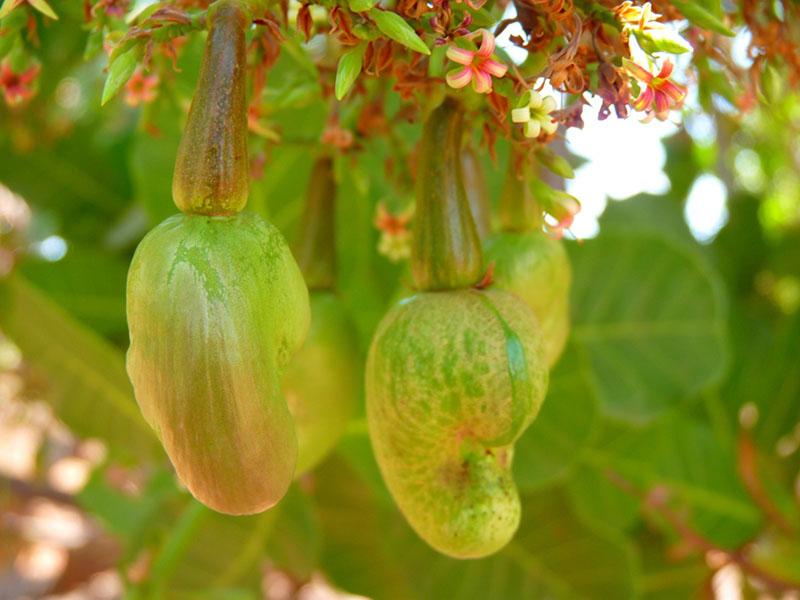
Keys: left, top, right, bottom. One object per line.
{"left": 544, "top": 192, "right": 581, "bottom": 239}
{"left": 623, "top": 57, "right": 686, "bottom": 119}
{"left": 124, "top": 70, "right": 159, "bottom": 107}
{"left": 0, "top": 60, "right": 40, "bottom": 106}
{"left": 446, "top": 29, "right": 508, "bottom": 94}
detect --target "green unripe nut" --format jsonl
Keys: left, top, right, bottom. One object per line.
{"left": 366, "top": 289, "right": 548, "bottom": 558}
{"left": 172, "top": 0, "right": 251, "bottom": 216}
{"left": 126, "top": 212, "right": 310, "bottom": 515}
{"left": 484, "top": 232, "right": 572, "bottom": 367}
{"left": 283, "top": 291, "right": 360, "bottom": 474}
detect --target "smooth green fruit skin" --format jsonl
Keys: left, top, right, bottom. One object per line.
{"left": 484, "top": 232, "right": 571, "bottom": 368}
{"left": 283, "top": 292, "right": 360, "bottom": 474}
{"left": 366, "top": 290, "right": 548, "bottom": 559}
{"left": 126, "top": 212, "right": 310, "bottom": 515}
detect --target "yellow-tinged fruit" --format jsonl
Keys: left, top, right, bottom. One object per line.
{"left": 484, "top": 232, "right": 572, "bottom": 367}
{"left": 366, "top": 289, "right": 548, "bottom": 558}
{"left": 126, "top": 212, "right": 310, "bottom": 515}
{"left": 283, "top": 292, "right": 360, "bottom": 474}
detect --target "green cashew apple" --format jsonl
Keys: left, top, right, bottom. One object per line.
{"left": 283, "top": 292, "right": 360, "bottom": 474}
{"left": 484, "top": 233, "right": 571, "bottom": 367}
{"left": 367, "top": 100, "right": 549, "bottom": 559}
{"left": 283, "top": 158, "right": 360, "bottom": 474}
{"left": 127, "top": 213, "right": 309, "bottom": 515}
{"left": 484, "top": 164, "right": 572, "bottom": 367}
{"left": 126, "top": 0, "right": 310, "bottom": 515}
{"left": 367, "top": 290, "right": 548, "bottom": 558}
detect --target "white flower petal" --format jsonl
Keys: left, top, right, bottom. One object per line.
{"left": 511, "top": 107, "right": 531, "bottom": 123}
{"left": 542, "top": 119, "right": 558, "bottom": 135}
{"left": 524, "top": 120, "right": 541, "bottom": 138}
{"left": 542, "top": 96, "right": 557, "bottom": 112}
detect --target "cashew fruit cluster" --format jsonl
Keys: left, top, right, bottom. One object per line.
{"left": 366, "top": 100, "right": 549, "bottom": 559}
{"left": 126, "top": 0, "right": 310, "bottom": 515}
{"left": 283, "top": 159, "right": 360, "bottom": 474}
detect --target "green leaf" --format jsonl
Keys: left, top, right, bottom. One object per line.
{"left": 636, "top": 529, "right": 710, "bottom": 600}
{"left": 669, "top": 0, "right": 734, "bottom": 36}
{"left": 0, "top": 275, "right": 159, "bottom": 463}
{"left": 514, "top": 344, "right": 599, "bottom": 490}
{"left": 583, "top": 413, "right": 762, "bottom": 548}
{"left": 129, "top": 105, "right": 182, "bottom": 225}
{"left": 0, "top": 28, "right": 16, "bottom": 60}
{"left": 369, "top": 9, "right": 430, "bottom": 55}
{"left": 748, "top": 531, "right": 800, "bottom": 586}
{"left": 535, "top": 147, "right": 575, "bottom": 179}
{"left": 0, "top": 0, "right": 21, "bottom": 20}
{"left": 27, "top": 0, "right": 58, "bottom": 19}
{"left": 335, "top": 44, "right": 366, "bottom": 101}
{"left": 315, "top": 455, "right": 637, "bottom": 599}
{"left": 0, "top": 126, "right": 132, "bottom": 237}
{"left": 101, "top": 44, "right": 141, "bottom": 106}
{"left": 723, "top": 312, "right": 800, "bottom": 449}
{"left": 20, "top": 251, "right": 128, "bottom": 338}
{"left": 634, "top": 29, "right": 692, "bottom": 55}
{"left": 600, "top": 194, "right": 696, "bottom": 248}
{"left": 265, "top": 485, "right": 322, "bottom": 579}
{"left": 470, "top": 8, "right": 496, "bottom": 28}
{"left": 84, "top": 28, "right": 105, "bottom": 61}
{"left": 145, "top": 499, "right": 277, "bottom": 596}
{"left": 569, "top": 232, "right": 729, "bottom": 422}
{"left": 78, "top": 466, "right": 180, "bottom": 554}
{"left": 0, "top": 4, "right": 25, "bottom": 56}
{"left": 314, "top": 456, "right": 413, "bottom": 599}
{"left": 567, "top": 462, "right": 641, "bottom": 534}
{"left": 348, "top": 0, "right": 376, "bottom": 12}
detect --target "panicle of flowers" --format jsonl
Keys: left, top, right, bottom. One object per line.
{"left": 623, "top": 57, "right": 686, "bottom": 120}
{"left": 445, "top": 29, "right": 508, "bottom": 94}
{"left": 374, "top": 202, "right": 414, "bottom": 263}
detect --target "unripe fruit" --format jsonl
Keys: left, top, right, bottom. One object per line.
{"left": 283, "top": 158, "right": 360, "bottom": 474}
{"left": 283, "top": 292, "right": 359, "bottom": 474}
{"left": 127, "top": 213, "right": 310, "bottom": 514}
{"left": 484, "top": 233, "right": 571, "bottom": 367}
{"left": 366, "top": 289, "right": 548, "bottom": 558}
{"left": 368, "top": 100, "right": 549, "bottom": 558}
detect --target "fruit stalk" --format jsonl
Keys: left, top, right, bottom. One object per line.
{"left": 411, "top": 98, "right": 483, "bottom": 291}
